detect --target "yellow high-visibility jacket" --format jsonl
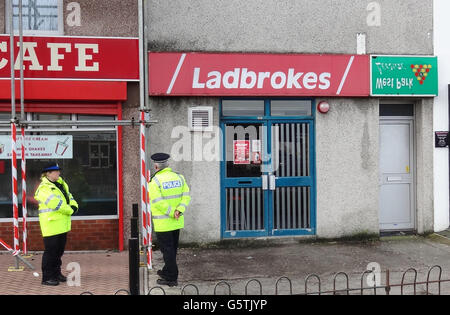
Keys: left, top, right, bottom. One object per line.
{"left": 34, "top": 177, "right": 78, "bottom": 237}
{"left": 148, "top": 168, "right": 191, "bottom": 232}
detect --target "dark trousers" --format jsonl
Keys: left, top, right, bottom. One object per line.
{"left": 42, "top": 233, "right": 67, "bottom": 281}
{"left": 156, "top": 229, "right": 180, "bottom": 281}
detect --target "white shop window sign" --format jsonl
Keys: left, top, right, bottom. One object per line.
{"left": 0, "top": 135, "right": 73, "bottom": 159}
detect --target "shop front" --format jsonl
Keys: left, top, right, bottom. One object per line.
{"left": 148, "top": 52, "right": 420, "bottom": 241}
{"left": 0, "top": 35, "right": 138, "bottom": 250}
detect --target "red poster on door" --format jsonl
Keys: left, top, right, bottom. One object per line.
{"left": 149, "top": 52, "right": 370, "bottom": 97}
{"left": 233, "top": 140, "right": 250, "bottom": 165}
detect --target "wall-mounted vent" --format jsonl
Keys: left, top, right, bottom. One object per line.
{"left": 188, "top": 107, "right": 213, "bottom": 131}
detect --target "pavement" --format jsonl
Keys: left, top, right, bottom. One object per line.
{"left": 1, "top": 231, "right": 450, "bottom": 295}
{"left": 0, "top": 251, "right": 129, "bottom": 295}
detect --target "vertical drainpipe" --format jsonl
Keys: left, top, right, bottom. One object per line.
{"left": 18, "top": 0, "right": 28, "bottom": 256}
{"left": 142, "top": 0, "right": 152, "bottom": 269}
{"left": 9, "top": 0, "right": 19, "bottom": 269}
{"left": 19, "top": 0, "right": 24, "bottom": 121}
{"left": 10, "top": 0, "right": 15, "bottom": 119}
{"left": 138, "top": 0, "right": 151, "bottom": 271}
{"left": 136, "top": 0, "right": 145, "bottom": 256}
{"left": 138, "top": 0, "right": 145, "bottom": 112}
{"left": 144, "top": 2, "right": 150, "bottom": 112}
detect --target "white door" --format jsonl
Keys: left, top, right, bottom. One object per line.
{"left": 379, "top": 119, "right": 415, "bottom": 231}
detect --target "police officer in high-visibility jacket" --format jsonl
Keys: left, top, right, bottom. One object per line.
{"left": 34, "top": 163, "right": 78, "bottom": 286}
{"left": 148, "top": 153, "right": 191, "bottom": 287}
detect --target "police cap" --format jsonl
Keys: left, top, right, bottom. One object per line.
{"left": 42, "top": 162, "right": 62, "bottom": 173}
{"left": 151, "top": 153, "right": 170, "bottom": 163}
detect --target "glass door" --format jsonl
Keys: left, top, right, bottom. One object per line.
{"left": 220, "top": 99, "right": 316, "bottom": 238}
{"left": 222, "top": 122, "right": 269, "bottom": 237}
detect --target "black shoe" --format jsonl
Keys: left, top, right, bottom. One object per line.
{"left": 157, "top": 278, "right": 178, "bottom": 287}
{"left": 57, "top": 274, "right": 67, "bottom": 282}
{"left": 42, "top": 279, "right": 59, "bottom": 286}
{"left": 157, "top": 270, "right": 167, "bottom": 279}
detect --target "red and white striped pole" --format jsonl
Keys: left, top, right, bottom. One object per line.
{"left": 0, "top": 237, "right": 20, "bottom": 257}
{"left": 1, "top": 237, "right": 36, "bottom": 272}
{"left": 21, "top": 126, "right": 27, "bottom": 255}
{"left": 140, "top": 111, "right": 151, "bottom": 269}
{"left": 8, "top": 0, "right": 19, "bottom": 258}
{"left": 11, "top": 123, "right": 19, "bottom": 254}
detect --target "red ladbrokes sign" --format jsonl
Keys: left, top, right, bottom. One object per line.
{"left": 149, "top": 52, "right": 369, "bottom": 97}
{"left": 0, "top": 35, "right": 139, "bottom": 81}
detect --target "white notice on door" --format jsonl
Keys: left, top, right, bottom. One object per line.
{"left": 252, "top": 140, "right": 261, "bottom": 152}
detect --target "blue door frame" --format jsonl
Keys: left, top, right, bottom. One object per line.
{"left": 220, "top": 99, "right": 317, "bottom": 239}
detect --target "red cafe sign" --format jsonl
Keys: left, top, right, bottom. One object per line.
{"left": 0, "top": 35, "right": 139, "bottom": 81}
{"left": 149, "top": 52, "right": 370, "bottom": 97}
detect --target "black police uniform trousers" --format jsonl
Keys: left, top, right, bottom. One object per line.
{"left": 156, "top": 229, "right": 180, "bottom": 282}
{"left": 42, "top": 232, "right": 67, "bottom": 281}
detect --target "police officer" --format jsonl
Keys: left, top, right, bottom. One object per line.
{"left": 34, "top": 162, "right": 78, "bottom": 286}
{"left": 148, "top": 153, "right": 191, "bottom": 287}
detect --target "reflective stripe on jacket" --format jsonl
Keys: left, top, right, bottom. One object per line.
{"left": 148, "top": 168, "right": 191, "bottom": 232}
{"left": 34, "top": 176, "right": 78, "bottom": 237}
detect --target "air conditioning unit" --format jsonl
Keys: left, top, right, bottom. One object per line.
{"left": 188, "top": 107, "right": 213, "bottom": 132}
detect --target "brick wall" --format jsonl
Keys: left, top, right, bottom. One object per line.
{"left": 0, "top": 219, "right": 119, "bottom": 251}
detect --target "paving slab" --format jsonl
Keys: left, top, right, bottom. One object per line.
{"left": 0, "top": 251, "right": 128, "bottom": 295}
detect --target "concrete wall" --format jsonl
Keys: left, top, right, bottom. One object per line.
{"left": 146, "top": 0, "right": 433, "bottom": 55}
{"left": 63, "top": 0, "right": 138, "bottom": 37}
{"left": 415, "top": 98, "right": 435, "bottom": 234}
{"left": 148, "top": 97, "right": 221, "bottom": 243}
{"left": 316, "top": 98, "right": 380, "bottom": 238}
{"left": 316, "top": 97, "right": 435, "bottom": 238}
{"left": 0, "top": 1, "right": 4, "bottom": 33}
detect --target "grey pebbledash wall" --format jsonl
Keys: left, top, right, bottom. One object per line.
{"left": 145, "top": 0, "right": 433, "bottom": 55}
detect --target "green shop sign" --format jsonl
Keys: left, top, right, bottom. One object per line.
{"left": 371, "top": 55, "right": 438, "bottom": 96}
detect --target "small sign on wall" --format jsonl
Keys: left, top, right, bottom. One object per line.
{"left": 371, "top": 55, "right": 438, "bottom": 96}
{"left": 0, "top": 135, "right": 73, "bottom": 159}
{"left": 435, "top": 131, "right": 449, "bottom": 148}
